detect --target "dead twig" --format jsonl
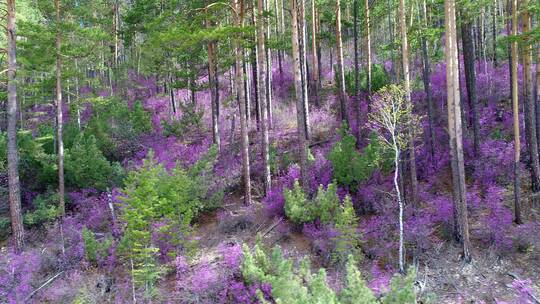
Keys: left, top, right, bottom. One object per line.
{"left": 24, "top": 271, "right": 64, "bottom": 302}
{"left": 507, "top": 272, "right": 540, "bottom": 304}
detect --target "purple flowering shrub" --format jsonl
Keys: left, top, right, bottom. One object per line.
{"left": 0, "top": 249, "right": 42, "bottom": 304}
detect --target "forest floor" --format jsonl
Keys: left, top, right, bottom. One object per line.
{"left": 189, "top": 187, "right": 540, "bottom": 304}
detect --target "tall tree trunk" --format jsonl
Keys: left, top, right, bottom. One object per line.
{"left": 491, "top": 0, "right": 497, "bottom": 65}
{"left": 298, "top": 0, "right": 310, "bottom": 139}
{"left": 7, "top": 0, "right": 24, "bottom": 252}
{"left": 291, "top": 0, "right": 309, "bottom": 189}
{"left": 420, "top": 0, "right": 435, "bottom": 159}
{"left": 445, "top": 0, "right": 472, "bottom": 262}
{"left": 56, "top": 0, "right": 65, "bottom": 217}
{"left": 537, "top": 48, "right": 540, "bottom": 153}
{"left": 460, "top": 12, "right": 480, "bottom": 156}
{"left": 510, "top": 0, "right": 521, "bottom": 224}
{"left": 265, "top": 0, "right": 274, "bottom": 130}
{"left": 365, "top": 0, "right": 372, "bottom": 107}
{"left": 336, "top": 0, "right": 349, "bottom": 125}
{"left": 234, "top": 0, "right": 252, "bottom": 205}
{"left": 353, "top": 0, "right": 360, "bottom": 138}
{"left": 207, "top": 33, "right": 221, "bottom": 151}
{"left": 521, "top": 0, "right": 540, "bottom": 195}
{"left": 311, "top": 0, "right": 320, "bottom": 107}
{"left": 257, "top": 0, "right": 271, "bottom": 194}
{"left": 399, "top": 0, "right": 418, "bottom": 206}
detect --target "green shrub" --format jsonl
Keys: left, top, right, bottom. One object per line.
{"left": 339, "top": 256, "right": 376, "bottom": 304}
{"left": 0, "top": 217, "right": 11, "bottom": 241}
{"left": 381, "top": 268, "right": 417, "bottom": 304}
{"left": 332, "top": 196, "right": 362, "bottom": 265}
{"left": 65, "top": 134, "right": 121, "bottom": 190}
{"left": 329, "top": 127, "right": 387, "bottom": 189}
{"left": 344, "top": 64, "right": 390, "bottom": 95}
{"left": 82, "top": 227, "right": 113, "bottom": 265}
{"left": 284, "top": 180, "right": 314, "bottom": 224}
{"left": 119, "top": 147, "right": 219, "bottom": 291}
{"left": 162, "top": 101, "right": 205, "bottom": 138}
{"left": 23, "top": 192, "right": 61, "bottom": 227}
{"left": 314, "top": 183, "right": 340, "bottom": 225}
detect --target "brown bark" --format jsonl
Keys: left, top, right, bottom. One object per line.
{"left": 291, "top": 0, "right": 309, "bottom": 189}
{"left": 207, "top": 21, "right": 221, "bottom": 151}
{"left": 460, "top": 12, "right": 480, "bottom": 156}
{"left": 335, "top": 0, "right": 348, "bottom": 124}
{"left": 257, "top": 0, "right": 271, "bottom": 194}
{"left": 7, "top": 0, "right": 24, "bottom": 252}
{"left": 311, "top": 0, "right": 320, "bottom": 106}
{"left": 365, "top": 0, "right": 372, "bottom": 104}
{"left": 420, "top": 0, "right": 435, "bottom": 159}
{"left": 521, "top": 0, "right": 540, "bottom": 194}
{"left": 399, "top": 0, "right": 418, "bottom": 206}
{"left": 56, "top": 0, "right": 65, "bottom": 217}
{"left": 510, "top": 0, "right": 521, "bottom": 224}
{"left": 234, "top": 0, "right": 252, "bottom": 205}
{"left": 445, "top": 0, "right": 472, "bottom": 262}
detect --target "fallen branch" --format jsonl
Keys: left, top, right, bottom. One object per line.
{"left": 507, "top": 272, "right": 540, "bottom": 304}
{"left": 24, "top": 271, "right": 64, "bottom": 302}
{"left": 262, "top": 217, "right": 283, "bottom": 237}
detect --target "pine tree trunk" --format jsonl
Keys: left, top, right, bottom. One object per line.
{"left": 265, "top": 0, "right": 274, "bottom": 130}
{"left": 353, "top": 0, "right": 360, "bottom": 139}
{"left": 491, "top": 0, "right": 497, "bottom": 65}
{"left": 460, "top": 13, "right": 480, "bottom": 156}
{"left": 521, "top": 0, "right": 540, "bottom": 194}
{"left": 257, "top": 0, "right": 271, "bottom": 194}
{"left": 291, "top": 0, "right": 309, "bottom": 189}
{"left": 420, "top": 0, "right": 435, "bottom": 160}
{"left": 510, "top": 0, "right": 521, "bottom": 224}
{"left": 311, "top": 0, "right": 320, "bottom": 107}
{"left": 445, "top": 0, "right": 472, "bottom": 262}
{"left": 234, "top": 0, "right": 252, "bottom": 205}
{"left": 365, "top": 0, "right": 372, "bottom": 105}
{"left": 56, "top": 0, "right": 65, "bottom": 217}
{"left": 207, "top": 36, "right": 221, "bottom": 151}
{"left": 7, "top": 0, "right": 24, "bottom": 252}
{"left": 336, "top": 0, "right": 349, "bottom": 124}
{"left": 298, "top": 0, "right": 310, "bottom": 139}
{"left": 399, "top": 0, "right": 417, "bottom": 206}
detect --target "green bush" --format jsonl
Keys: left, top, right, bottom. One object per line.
{"left": 82, "top": 227, "right": 113, "bottom": 265}
{"left": 0, "top": 217, "right": 11, "bottom": 241}
{"left": 329, "top": 127, "right": 387, "bottom": 189}
{"left": 344, "top": 64, "right": 390, "bottom": 95}
{"left": 162, "top": 101, "right": 205, "bottom": 138}
{"left": 284, "top": 180, "right": 314, "bottom": 224}
{"left": 65, "top": 134, "right": 121, "bottom": 190}
{"left": 23, "top": 192, "right": 61, "bottom": 227}
{"left": 381, "top": 268, "right": 417, "bottom": 304}
{"left": 119, "top": 146, "right": 219, "bottom": 292}
{"left": 332, "top": 197, "right": 362, "bottom": 265}
{"left": 339, "top": 256, "right": 376, "bottom": 304}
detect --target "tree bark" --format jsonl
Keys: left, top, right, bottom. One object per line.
{"left": 257, "top": 0, "right": 272, "bottom": 194}
{"left": 399, "top": 0, "right": 418, "bottom": 206}
{"left": 234, "top": 0, "right": 252, "bottom": 205}
{"left": 336, "top": 0, "right": 349, "bottom": 124}
{"left": 7, "top": 0, "right": 24, "bottom": 252}
{"left": 207, "top": 34, "right": 221, "bottom": 151}
{"left": 445, "top": 0, "right": 472, "bottom": 262}
{"left": 521, "top": 0, "right": 540, "bottom": 194}
{"left": 56, "top": 0, "right": 65, "bottom": 217}
{"left": 510, "top": 0, "right": 521, "bottom": 224}
{"left": 353, "top": 0, "right": 360, "bottom": 139}
{"left": 460, "top": 12, "right": 480, "bottom": 156}
{"left": 420, "top": 0, "right": 435, "bottom": 159}
{"left": 311, "top": 0, "right": 320, "bottom": 107}
{"left": 298, "top": 0, "right": 310, "bottom": 139}
{"left": 365, "top": 0, "right": 372, "bottom": 109}
{"left": 291, "top": 0, "right": 309, "bottom": 189}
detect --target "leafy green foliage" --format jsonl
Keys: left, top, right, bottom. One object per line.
{"left": 82, "top": 227, "right": 113, "bottom": 265}
{"left": 65, "top": 134, "right": 122, "bottom": 190}
{"left": 332, "top": 197, "right": 362, "bottom": 265}
{"left": 284, "top": 180, "right": 313, "bottom": 224}
{"left": 23, "top": 192, "right": 61, "bottom": 227}
{"left": 339, "top": 256, "right": 377, "bottom": 304}
{"left": 242, "top": 244, "right": 401, "bottom": 304}
{"left": 381, "top": 268, "right": 417, "bottom": 304}
{"left": 119, "top": 147, "right": 219, "bottom": 291}
{"left": 344, "top": 64, "right": 390, "bottom": 95}
{"left": 329, "top": 128, "right": 387, "bottom": 189}
{"left": 163, "top": 102, "right": 205, "bottom": 138}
